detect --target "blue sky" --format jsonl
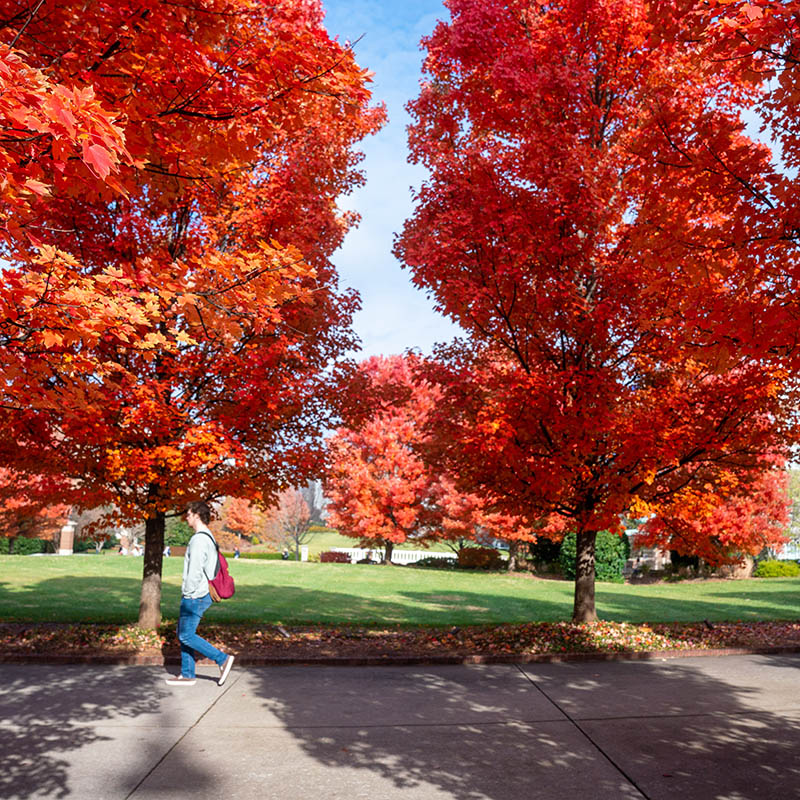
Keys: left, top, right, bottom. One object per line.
{"left": 319, "top": 4, "right": 783, "bottom": 363}
{"left": 322, "top": 0, "right": 463, "bottom": 358}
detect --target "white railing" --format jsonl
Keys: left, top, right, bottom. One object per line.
{"left": 330, "top": 547, "right": 456, "bottom": 565}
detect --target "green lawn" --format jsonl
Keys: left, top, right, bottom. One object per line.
{"left": 2, "top": 555, "right": 799, "bottom": 626}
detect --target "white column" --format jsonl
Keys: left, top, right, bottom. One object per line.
{"left": 58, "top": 521, "right": 76, "bottom": 555}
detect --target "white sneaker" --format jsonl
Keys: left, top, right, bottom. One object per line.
{"left": 165, "top": 675, "right": 196, "bottom": 686}
{"left": 218, "top": 655, "right": 235, "bottom": 686}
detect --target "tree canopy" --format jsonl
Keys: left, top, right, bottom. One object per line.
{"left": 0, "top": 0, "right": 384, "bottom": 627}
{"left": 396, "top": 0, "right": 799, "bottom": 620}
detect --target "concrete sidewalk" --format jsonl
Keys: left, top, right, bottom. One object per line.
{"left": 1, "top": 654, "right": 799, "bottom": 799}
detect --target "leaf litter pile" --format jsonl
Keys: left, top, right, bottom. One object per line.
{"left": 1, "top": 620, "right": 799, "bottom": 663}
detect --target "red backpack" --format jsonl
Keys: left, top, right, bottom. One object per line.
{"left": 200, "top": 531, "right": 236, "bottom": 601}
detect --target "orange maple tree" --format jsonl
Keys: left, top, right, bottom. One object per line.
{"left": 0, "top": 30, "right": 165, "bottom": 381}
{"left": 326, "top": 355, "right": 529, "bottom": 563}
{"left": 636, "top": 460, "right": 791, "bottom": 566}
{"left": 218, "top": 497, "right": 259, "bottom": 546}
{"left": 0, "top": 39, "right": 129, "bottom": 224}
{"left": 0, "top": 0, "right": 384, "bottom": 627}
{"left": 0, "top": 468, "right": 69, "bottom": 544}
{"left": 396, "top": 0, "right": 799, "bottom": 621}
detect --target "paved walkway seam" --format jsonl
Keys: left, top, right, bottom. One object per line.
{"left": 516, "top": 663, "right": 651, "bottom": 799}
{"left": 124, "top": 671, "right": 242, "bottom": 799}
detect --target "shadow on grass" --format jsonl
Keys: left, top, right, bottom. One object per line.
{"left": 0, "top": 574, "right": 574, "bottom": 626}
{"left": 0, "top": 576, "right": 173, "bottom": 624}
{"left": 1, "top": 571, "right": 799, "bottom": 628}
{"left": 239, "top": 654, "right": 800, "bottom": 799}
{"left": 217, "top": 585, "right": 572, "bottom": 625}
{"left": 594, "top": 582, "right": 800, "bottom": 623}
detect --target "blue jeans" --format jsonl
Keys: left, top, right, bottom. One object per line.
{"left": 177, "top": 594, "right": 228, "bottom": 679}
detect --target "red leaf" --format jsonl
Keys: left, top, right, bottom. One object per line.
{"left": 82, "top": 142, "right": 114, "bottom": 179}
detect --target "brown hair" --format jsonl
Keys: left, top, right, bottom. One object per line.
{"left": 186, "top": 501, "right": 212, "bottom": 525}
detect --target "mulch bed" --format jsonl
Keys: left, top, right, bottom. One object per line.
{"left": 2, "top": 620, "right": 800, "bottom": 665}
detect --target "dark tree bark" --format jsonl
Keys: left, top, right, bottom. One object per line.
{"left": 507, "top": 540, "right": 520, "bottom": 572}
{"left": 138, "top": 509, "right": 166, "bottom": 629}
{"left": 573, "top": 530, "right": 598, "bottom": 623}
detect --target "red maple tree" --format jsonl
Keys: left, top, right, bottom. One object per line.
{"left": 326, "top": 355, "right": 529, "bottom": 563}
{"left": 326, "top": 357, "right": 433, "bottom": 562}
{"left": 0, "top": 39, "right": 129, "bottom": 232}
{"left": 636, "top": 3, "right": 800, "bottom": 366}
{"left": 0, "top": 0, "right": 384, "bottom": 626}
{"left": 396, "top": 0, "right": 798, "bottom": 621}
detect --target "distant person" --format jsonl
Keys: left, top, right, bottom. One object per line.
{"left": 165, "top": 501, "right": 234, "bottom": 687}
{"left": 234, "top": 547, "right": 240, "bottom": 559}
{"left": 163, "top": 545, "right": 171, "bottom": 557}
{"left": 282, "top": 548, "right": 289, "bottom": 560}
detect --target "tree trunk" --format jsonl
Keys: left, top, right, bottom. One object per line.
{"left": 138, "top": 511, "right": 165, "bottom": 629}
{"left": 383, "top": 540, "right": 394, "bottom": 564}
{"left": 572, "top": 530, "right": 598, "bottom": 623}
{"left": 507, "top": 540, "right": 519, "bottom": 572}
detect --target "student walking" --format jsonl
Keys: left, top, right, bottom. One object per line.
{"left": 165, "top": 501, "right": 235, "bottom": 687}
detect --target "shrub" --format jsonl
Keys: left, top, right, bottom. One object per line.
{"left": 754, "top": 560, "right": 800, "bottom": 578}
{"left": 237, "top": 551, "right": 283, "bottom": 560}
{"left": 74, "top": 539, "right": 114, "bottom": 553}
{"left": 5, "top": 537, "right": 50, "bottom": 555}
{"left": 457, "top": 546, "right": 504, "bottom": 570}
{"left": 413, "top": 555, "right": 458, "bottom": 569}
{"left": 320, "top": 551, "right": 350, "bottom": 563}
{"left": 559, "top": 531, "right": 630, "bottom": 583}
{"left": 308, "top": 524, "right": 335, "bottom": 534}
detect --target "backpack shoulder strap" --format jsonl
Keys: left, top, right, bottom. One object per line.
{"left": 197, "top": 530, "right": 220, "bottom": 579}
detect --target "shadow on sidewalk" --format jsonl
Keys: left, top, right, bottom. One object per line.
{"left": 0, "top": 664, "right": 217, "bottom": 799}
{"left": 242, "top": 654, "right": 800, "bottom": 800}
